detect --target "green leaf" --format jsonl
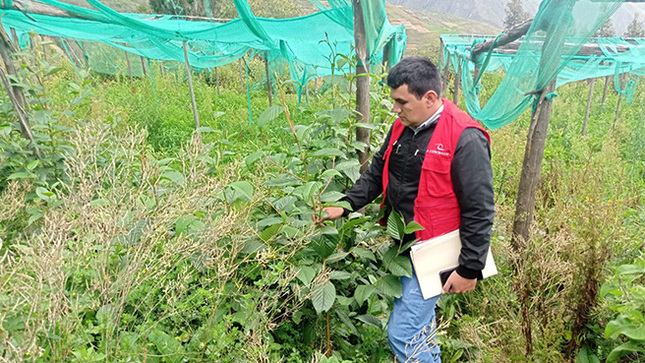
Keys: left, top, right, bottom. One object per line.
{"left": 605, "top": 315, "right": 645, "bottom": 340}
{"left": 257, "top": 105, "right": 285, "bottom": 126}
{"left": 335, "top": 309, "right": 359, "bottom": 335}
{"left": 374, "top": 274, "right": 402, "bottom": 298}
{"left": 26, "top": 160, "right": 40, "bottom": 170}
{"left": 576, "top": 346, "right": 600, "bottom": 363}
{"left": 336, "top": 160, "right": 361, "bottom": 183}
{"left": 161, "top": 171, "right": 185, "bottom": 186}
{"left": 196, "top": 126, "right": 216, "bottom": 133}
{"left": 310, "top": 148, "right": 346, "bottom": 158}
{"left": 386, "top": 210, "right": 405, "bottom": 240}
{"left": 311, "top": 280, "right": 336, "bottom": 314}
{"left": 241, "top": 239, "right": 267, "bottom": 254}
{"left": 297, "top": 266, "right": 316, "bottom": 286}
{"left": 90, "top": 198, "right": 109, "bottom": 207}
{"left": 329, "top": 108, "right": 351, "bottom": 123}
{"left": 260, "top": 223, "right": 282, "bottom": 242}
{"left": 356, "top": 314, "right": 382, "bottom": 329}
{"left": 351, "top": 247, "right": 375, "bottom": 261}
{"left": 175, "top": 215, "right": 205, "bottom": 235}
{"left": 8, "top": 172, "right": 29, "bottom": 180}
{"left": 326, "top": 252, "right": 349, "bottom": 263}
{"left": 606, "top": 340, "right": 645, "bottom": 362}
{"left": 244, "top": 151, "right": 263, "bottom": 166}
{"left": 35, "top": 186, "right": 54, "bottom": 201}
{"left": 275, "top": 196, "right": 297, "bottom": 213}
{"left": 388, "top": 255, "right": 413, "bottom": 277}
{"left": 404, "top": 221, "right": 425, "bottom": 234}
{"left": 321, "top": 191, "right": 345, "bottom": 203}
{"left": 329, "top": 270, "right": 352, "bottom": 280}
{"left": 149, "top": 329, "right": 185, "bottom": 363}
{"left": 226, "top": 181, "right": 254, "bottom": 202}
{"left": 354, "top": 284, "right": 374, "bottom": 305}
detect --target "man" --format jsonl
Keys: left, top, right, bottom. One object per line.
{"left": 317, "top": 56, "right": 494, "bottom": 362}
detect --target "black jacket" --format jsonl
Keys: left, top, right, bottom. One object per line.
{"left": 343, "top": 117, "right": 495, "bottom": 279}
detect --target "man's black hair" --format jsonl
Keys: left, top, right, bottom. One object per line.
{"left": 386, "top": 56, "right": 442, "bottom": 99}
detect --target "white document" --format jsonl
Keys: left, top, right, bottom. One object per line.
{"left": 410, "top": 229, "right": 498, "bottom": 300}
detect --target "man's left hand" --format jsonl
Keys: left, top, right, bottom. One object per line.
{"left": 441, "top": 271, "right": 477, "bottom": 294}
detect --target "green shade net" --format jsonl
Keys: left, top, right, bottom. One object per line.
{"left": 441, "top": 0, "right": 645, "bottom": 130}
{"left": 0, "top": 0, "right": 406, "bottom": 96}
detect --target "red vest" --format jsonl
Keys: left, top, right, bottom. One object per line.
{"left": 382, "top": 99, "right": 490, "bottom": 241}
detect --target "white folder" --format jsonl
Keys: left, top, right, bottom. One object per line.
{"left": 410, "top": 229, "right": 498, "bottom": 300}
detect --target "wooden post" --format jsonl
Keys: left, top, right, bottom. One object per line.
{"left": 0, "top": 29, "right": 30, "bottom": 138}
{"left": 160, "top": 62, "right": 165, "bottom": 77}
{"left": 383, "top": 39, "right": 391, "bottom": 72}
{"left": 215, "top": 67, "right": 220, "bottom": 95}
{"left": 613, "top": 91, "right": 622, "bottom": 128}
{"left": 182, "top": 41, "right": 200, "bottom": 131}
{"left": 581, "top": 78, "right": 595, "bottom": 136}
{"left": 125, "top": 51, "right": 133, "bottom": 82}
{"left": 601, "top": 75, "right": 609, "bottom": 104}
{"left": 0, "top": 67, "right": 41, "bottom": 158}
{"left": 140, "top": 56, "right": 147, "bottom": 76}
{"left": 453, "top": 58, "right": 461, "bottom": 104}
{"left": 238, "top": 58, "right": 244, "bottom": 93}
{"left": 265, "top": 51, "right": 273, "bottom": 106}
{"left": 352, "top": 0, "right": 371, "bottom": 173}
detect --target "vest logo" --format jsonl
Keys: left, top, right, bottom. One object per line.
{"left": 427, "top": 143, "right": 449, "bottom": 156}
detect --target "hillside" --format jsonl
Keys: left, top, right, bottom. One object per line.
{"left": 385, "top": 2, "right": 501, "bottom": 60}
{"left": 388, "top": 0, "right": 645, "bottom": 36}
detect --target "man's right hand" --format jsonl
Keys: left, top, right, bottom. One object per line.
{"left": 313, "top": 207, "right": 345, "bottom": 226}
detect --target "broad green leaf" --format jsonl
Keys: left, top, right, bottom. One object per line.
{"left": 388, "top": 255, "right": 413, "bottom": 277}
{"left": 275, "top": 196, "right": 297, "bottom": 212}
{"left": 35, "top": 186, "right": 54, "bottom": 201}
{"left": 605, "top": 315, "right": 645, "bottom": 340}
{"left": 576, "top": 346, "right": 600, "bottom": 363}
{"left": 257, "top": 105, "right": 285, "bottom": 126}
{"left": 329, "top": 108, "right": 351, "bottom": 123}
{"left": 241, "top": 239, "right": 267, "bottom": 254}
{"left": 326, "top": 252, "right": 349, "bottom": 263}
{"left": 161, "top": 171, "right": 185, "bottom": 186}
{"left": 606, "top": 341, "right": 645, "bottom": 362}
{"left": 196, "top": 126, "right": 216, "bottom": 133}
{"left": 335, "top": 309, "right": 359, "bottom": 335}
{"left": 226, "top": 181, "right": 254, "bottom": 202}
{"left": 297, "top": 266, "right": 316, "bottom": 286}
{"left": 355, "top": 122, "right": 378, "bottom": 130}
{"left": 90, "top": 198, "right": 109, "bottom": 207}
{"left": 244, "top": 151, "right": 263, "bottom": 166}
{"left": 149, "top": 329, "right": 185, "bottom": 363}
{"left": 404, "top": 221, "right": 425, "bottom": 234}
{"left": 386, "top": 211, "right": 405, "bottom": 240}
{"left": 318, "top": 225, "right": 338, "bottom": 235}
{"left": 257, "top": 217, "right": 283, "bottom": 228}
{"left": 336, "top": 160, "right": 361, "bottom": 183}
{"left": 321, "top": 191, "right": 345, "bottom": 203}
{"left": 26, "top": 160, "right": 39, "bottom": 170}
{"left": 375, "top": 274, "right": 403, "bottom": 298}
{"left": 260, "top": 223, "right": 282, "bottom": 242}
{"left": 8, "top": 172, "right": 29, "bottom": 180}
{"left": 310, "top": 148, "right": 346, "bottom": 158}
{"left": 311, "top": 280, "right": 336, "bottom": 314}
{"left": 265, "top": 175, "right": 301, "bottom": 187}
{"left": 351, "top": 247, "right": 375, "bottom": 261}
{"left": 356, "top": 314, "right": 382, "bottom": 329}
{"left": 354, "top": 284, "right": 374, "bottom": 305}
{"left": 175, "top": 215, "right": 205, "bottom": 235}
{"left": 329, "top": 270, "right": 351, "bottom": 280}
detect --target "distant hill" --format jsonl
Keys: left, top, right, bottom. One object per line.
{"left": 388, "top": 0, "right": 645, "bottom": 36}
{"left": 385, "top": 3, "right": 500, "bottom": 60}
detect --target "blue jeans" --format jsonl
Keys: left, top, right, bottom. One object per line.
{"left": 387, "top": 263, "right": 441, "bottom": 362}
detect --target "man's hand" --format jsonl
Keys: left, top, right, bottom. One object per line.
{"left": 313, "top": 206, "right": 344, "bottom": 226}
{"left": 441, "top": 270, "right": 477, "bottom": 294}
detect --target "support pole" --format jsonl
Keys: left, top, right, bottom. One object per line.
{"left": 0, "top": 29, "right": 31, "bottom": 139}
{"left": 160, "top": 62, "right": 165, "bottom": 77}
{"left": 453, "top": 58, "right": 461, "bottom": 104}
{"left": 352, "top": 0, "right": 371, "bottom": 173}
{"left": 182, "top": 41, "right": 200, "bottom": 131}
{"left": 383, "top": 39, "right": 391, "bottom": 72}
{"left": 265, "top": 51, "right": 273, "bottom": 106}
{"left": 215, "top": 67, "right": 220, "bottom": 95}
{"left": 601, "top": 75, "right": 609, "bottom": 104}
{"left": 0, "top": 67, "right": 41, "bottom": 158}
{"left": 613, "top": 91, "right": 622, "bottom": 128}
{"left": 581, "top": 78, "right": 595, "bottom": 136}
{"left": 125, "top": 51, "right": 133, "bottom": 82}
{"left": 238, "top": 58, "right": 244, "bottom": 93}
{"left": 140, "top": 56, "right": 147, "bottom": 76}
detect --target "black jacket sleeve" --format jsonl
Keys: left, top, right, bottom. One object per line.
{"left": 451, "top": 128, "right": 495, "bottom": 279}
{"left": 342, "top": 126, "right": 392, "bottom": 213}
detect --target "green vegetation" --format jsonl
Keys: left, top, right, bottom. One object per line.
{"left": 1, "top": 37, "right": 645, "bottom": 363}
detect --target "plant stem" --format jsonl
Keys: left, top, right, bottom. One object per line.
{"left": 326, "top": 310, "right": 331, "bottom": 357}
{"left": 280, "top": 93, "right": 308, "bottom": 181}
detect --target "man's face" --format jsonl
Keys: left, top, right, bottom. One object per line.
{"left": 390, "top": 84, "right": 439, "bottom": 127}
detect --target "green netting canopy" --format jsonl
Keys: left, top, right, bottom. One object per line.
{"left": 440, "top": 0, "right": 645, "bottom": 130}
{"left": 1, "top": 0, "right": 406, "bottom": 93}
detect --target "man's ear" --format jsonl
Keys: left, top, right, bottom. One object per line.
{"left": 424, "top": 90, "right": 439, "bottom": 103}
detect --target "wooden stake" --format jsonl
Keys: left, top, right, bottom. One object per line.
{"left": 265, "top": 51, "right": 273, "bottom": 106}
{"left": 353, "top": 0, "right": 371, "bottom": 174}
{"left": 613, "top": 91, "right": 622, "bottom": 128}
{"left": 601, "top": 75, "right": 609, "bottom": 104}
{"left": 215, "top": 67, "right": 220, "bottom": 95}
{"left": 581, "top": 78, "right": 595, "bottom": 136}
{"left": 383, "top": 39, "right": 391, "bottom": 72}
{"left": 160, "top": 62, "right": 165, "bottom": 77}
{"left": 453, "top": 58, "right": 461, "bottom": 104}
{"left": 0, "top": 67, "right": 41, "bottom": 158}
{"left": 0, "top": 29, "right": 31, "bottom": 139}
{"left": 140, "top": 56, "right": 147, "bottom": 76}
{"left": 183, "top": 41, "right": 200, "bottom": 130}
{"left": 238, "top": 58, "right": 244, "bottom": 93}
{"left": 125, "top": 51, "right": 133, "bottom": 82}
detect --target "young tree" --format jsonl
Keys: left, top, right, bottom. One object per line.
{"left": 625, "top": 14, "right": 645, "bottom": 37}
{"left": 504, "top": 0, "right": 529, "bottom": 30}
{"left": 595, "top": 17, "right": 615, "bottom": 37}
